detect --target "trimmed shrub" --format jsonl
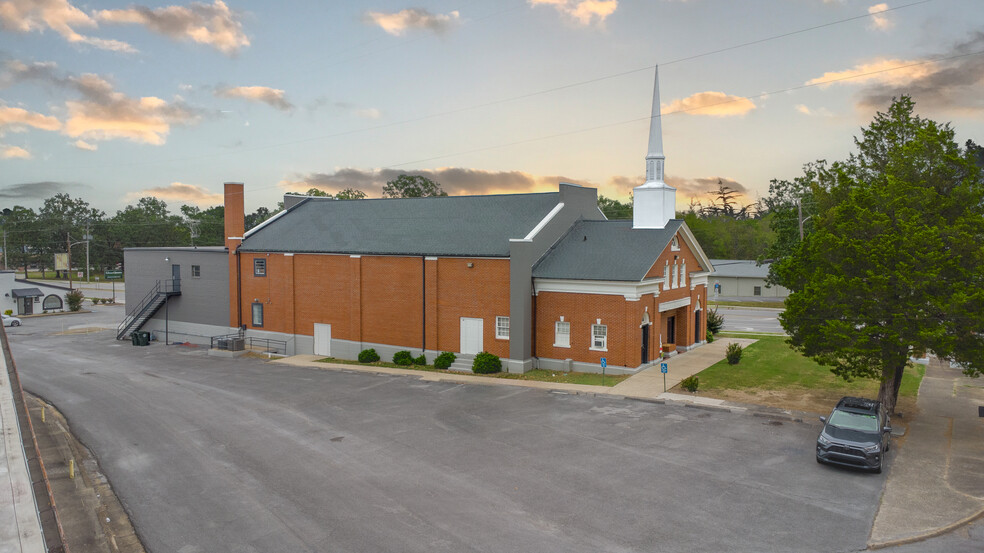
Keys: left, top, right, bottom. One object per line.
{"left": 706, "top": 308, "right": 724, "bottom": 334}
{"left": 65, "top": 290, "right": 84, "bottom": 312}
{"left": 681, "top": 375, "right": 699, "bottom": 393}
{"left": 4, "top": 309, "right": 12, "bottom": 316}
{"left": 706, "top": 330, "right": 714, "bottom": 343}
{"left": 413, "top": 354, "right": 427, "bottom": 365}
{"left": 726, "top": 342, "right": 743, "bottom": 365}
{"left": 358, "top": 348, "right": 380, "bottom": 363}
{"left": 393, "top": 350, "right": 413, "bottom": 366}
{"left": 472, "top": 352, "right": 502, "bottom": 374}
{"left": 434, "top": 352, "right": 456, "bottom": 370}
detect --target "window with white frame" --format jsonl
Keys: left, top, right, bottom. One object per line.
{"left": 251, "top": 302, "right": 264, "bottom": 327}
{"left": 555, "top": 321, "right": 570, "bottom": 348}
{"left": 671, "top": 235, "right": 680, "bottom": 251}
{"left": 663, "top": 262, "right": 669, "bottom": 286}
{"left": 591, "top": 324, "right": 607, "bottom": 351}
{"left": 191, "top": 265, "right": 201, "bottom": 278}
{"left": 672, "top": 261, "right": 679, "bottom": 288}
{"left": 254, "top": 258, "right": 266, "bottom": 277}
{"left": 496, "top": 316, "right": 510, "bottom": 339}
{"left": 681, "top": 260, "right": 686, "bottom": 287}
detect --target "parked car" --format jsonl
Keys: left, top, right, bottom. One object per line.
{"left": 2, "top": 314, "right": 22, "bottom": 327}
{"left": 816, "top": 397, "right": 892, "bottom": 473}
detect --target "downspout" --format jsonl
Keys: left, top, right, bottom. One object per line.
{"left": 421, "top": 255, "right": 426, "bottom": 354}
{"left": 236, "top": 249, "right": 242, "bottom": 330}
{"left": 530, "top": 279, "right": 536, "bottom": 362}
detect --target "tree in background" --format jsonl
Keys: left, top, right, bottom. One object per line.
{"left": 773, "top": 97, "right": 984, "bottom": 415}
{"left": 335, "top": 188, "right": 367, "bottom": 200}
{"left": 382, "top": 175, "right": 447, "bottom": 198}
{"left": 180, "top": 205, "right": 225, "bottom": 246}
{"left": 107, "top": 198, "right": 187, "bottom": 268}
{"left": 761, "top": 162, "right": 825, "bottom": 272}
{"left": 0, "top": 206, "right": 38, "bottom": 276}
{"left": 38, "top": 193, "right": 104, "bottom": 278}
{"left": 598, "top": 195, "right": 632, "bottom": 220}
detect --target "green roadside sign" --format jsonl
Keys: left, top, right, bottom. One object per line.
{"left": 105, "top": 271, "right": 123, "bottom": 280}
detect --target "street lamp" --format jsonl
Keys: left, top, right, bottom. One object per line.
{"left": 67, "top": 233, "right": 91, "bottom": 290}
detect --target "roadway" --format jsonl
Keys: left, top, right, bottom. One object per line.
{"left": 8, "top": 309, "right": 884, "bottom": 553}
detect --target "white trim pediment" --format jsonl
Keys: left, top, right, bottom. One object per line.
{"left": 534, "top": 277, "right": 664, "bottom": 301}
{"left": 659, "top": 297, "right": 691, "bottom": 312}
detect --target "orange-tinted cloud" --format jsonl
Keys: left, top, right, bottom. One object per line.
{"left": 363, "top": 8, "right": 459, "bottom": 36}
{"left": 0, "top": 0, "right": 135, "bottom": 52}
{"left": 0, "top": 104, "right": 62, "bottom": 134}
{"left": 662, "top": 91, "right": 756, "bottom": 117}
{"left": 96, "top": 0, "right": 248, "bottom": 55}
{"left": 126, "top": 182, "right": 223, "bottom": 205}
{"left": 0, "top": 144, "right": 30, "bottom": 158}
{"left": 805, "top": 58, "right": 938, "bottom": 87}
{"left": 216, "top": 85, "right": 292, "bottom": 111}
{"left": 867, "top": 3, "right": 893, "bottom": 31}
{"left": 530, "top": 0, "right": 618, "bottom": 26}
{"left": 72, "top": 139, "right": 97, "bottom": 151}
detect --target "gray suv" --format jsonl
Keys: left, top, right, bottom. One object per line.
{"left": 816, "top": 397, "right": 892, "bottom": 473}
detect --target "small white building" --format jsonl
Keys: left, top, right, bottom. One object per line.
{"left": 708, "top": 259, "right": 789, "bottom": 300}
{"left": 0, "top": 271, "right": 71, "bottom": 315}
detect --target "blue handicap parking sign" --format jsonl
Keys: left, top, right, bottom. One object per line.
{"left": 601, "top": 357, "right": 607, "bottom": 368}
{"left": 660, "top": 362, "right": 668, "bottom": 374}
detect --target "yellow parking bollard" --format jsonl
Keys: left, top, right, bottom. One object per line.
{"left": 40, "top": 405, "right": 45, "bottom": 423}
{"left": 69, "top": 459, "right": 75, "bottom": 479}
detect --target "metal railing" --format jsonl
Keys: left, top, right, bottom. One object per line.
{"left": 116, "top": 279, "right": 180, "bottom": 339}
{"left": 210, "top": 331, "right": 287, "bottom": 356}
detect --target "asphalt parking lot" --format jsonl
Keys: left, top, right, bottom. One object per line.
{"left": 9, "top": 309, "right": 885, "bottom": 553}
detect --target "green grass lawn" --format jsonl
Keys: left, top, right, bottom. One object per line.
{"left": 315, "top": 358, "right": 628, "bottom": 387}
{"left": 692, "top": 336, "right": 925, "bottom": 413}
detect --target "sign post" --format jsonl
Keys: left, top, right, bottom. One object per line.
{"left": 601, "top": 357, "right": 607, "bottom": 387}
{"left": 661, "top": 362, "right": 668, "bottom": 392}
{"left": 105, "top": 270, "right": 122, "bottom": 303}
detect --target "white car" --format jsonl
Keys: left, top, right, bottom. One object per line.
{"left": 2, "top": 314, "right": 22, "bottom": 327}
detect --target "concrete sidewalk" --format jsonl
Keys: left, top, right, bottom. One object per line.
{"left": 0, "top": 334, "right": 46, "bottom": 552}
{"left": 869, "top": 357, "right": 984, "bottom": 548}
{"left": 612, "top": 338, "right": 758, "bottom": 398}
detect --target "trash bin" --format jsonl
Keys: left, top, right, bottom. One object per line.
{"left": 131, "top": 333, "right": 139, "bottom": 346}
{"left": 137, "top": 331, "right": 150, "bottom": 346}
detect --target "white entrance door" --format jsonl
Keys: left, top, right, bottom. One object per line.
{"left": 314, "top": 323, "right": 331, "bottom": 356}
{"left": 460, "top": 318, "right": 483, "bottom": 355}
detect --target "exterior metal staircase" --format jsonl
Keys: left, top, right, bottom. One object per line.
{"left": 116, "top": 279, "right": 181, "bottom": 340}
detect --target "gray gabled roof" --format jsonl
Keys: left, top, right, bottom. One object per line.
{"left": 240, "top": 192, "right": 561, "bottom": 257}
{"left": 533, "top": 219, "right": 684, "bottom": 282}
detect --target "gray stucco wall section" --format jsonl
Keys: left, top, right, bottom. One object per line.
{"left": 123, "top": 248, "right": 229, "bottom": 327}
{"left": 507, "top": 183, "right": 604, "bottom": 372}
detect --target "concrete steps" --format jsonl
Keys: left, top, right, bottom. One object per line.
{"left": 449, "top": 354, "right": 474, "bottom": 373}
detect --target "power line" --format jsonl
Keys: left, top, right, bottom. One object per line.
{"left": 49, "top": 0, "right": 937, "bottom": 174}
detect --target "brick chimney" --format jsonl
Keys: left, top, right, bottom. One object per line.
{"left": 224, "top": 182, "right": 244, "bottom": 328}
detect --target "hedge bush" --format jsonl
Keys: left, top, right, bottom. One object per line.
{"left": 726, "top": 342, "right": 743, "bottom": 365}
{"left": 393, "top": 350, "right": 413, "bottom": 366}
{"left": 706, "top": 307, "right": 724, "bottom": 334}
{"left": 681, "top": 375, "right": 699, "bottom": 393}
{"left": 434, "top": 352, "right": 456, "bottom": 370}
{"left": 358, "top": 348, "right": 380, "bottom": 363}
{"left": 706, "top": 330, "right": 714, "bottom": 343}
{"left": 472, "top": 352, "right": 502, "bottom": 374}
{"left": 65, "top": 290, "right": 84, "bottom": 312}
{"left": 413, "top": 354, "right": 427, "bottom": 365}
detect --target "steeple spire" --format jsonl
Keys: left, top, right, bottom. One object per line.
{"left": 645, "top": 65, "right": 665, "bottom": 184}
{"left": 633, "top": 65, "right": 677, "bottom": 229}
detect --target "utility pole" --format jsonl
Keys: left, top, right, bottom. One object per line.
{"left": 798, "top": 199, "right": 804, "bottom": 241}
{"left": 67, "top": 233, "right": 72, "bottom": 290}
{"left": 2, "top": 229, "right": 7, "bottom": 270}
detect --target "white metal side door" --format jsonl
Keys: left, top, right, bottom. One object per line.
{"left": 460, "top": 318, "right": 483, "bottom": 355}
{"left": 314, "top": 323, "right": 331, "bottom": 356}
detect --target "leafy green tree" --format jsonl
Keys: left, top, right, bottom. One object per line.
{"left": 335, "top": 188, "right": 367, "bottom": 200}
{"left": 245, "top": 206, "right": 275, "bottom": 231}
{"left": 38, "top": 193, "right": 104, "bottom": 278}
{"left": 180, "top": 205, "right": 225, "bottom": 246}
{"left": 0, "top": 206, "right": 38, "bottom": 276}
{"left": 598, "top": 195, "right": 632, "bottom": 219}
{"left": 108, "top": 198, "right": 187, "bottom": 264}
{"left": 381, "top": 175, "right": 447, "bottom": 198}
{"left": 774, "top": 97, "right": 984, "bottom": 415}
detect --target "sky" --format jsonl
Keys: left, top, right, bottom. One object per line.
{"left": 1, "top": 0, "right": 983, "bottom": 215}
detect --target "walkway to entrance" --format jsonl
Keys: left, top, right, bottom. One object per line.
{"left": 612, "top": 338, "right": 758, "bottom": 398}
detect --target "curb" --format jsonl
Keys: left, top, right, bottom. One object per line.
{"left": 867, "top": 507, "right": 984, "bottom": 550}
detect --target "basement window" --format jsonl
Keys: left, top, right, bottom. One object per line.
{"left": 496, "top": 316, "right": 510, "bottom": 340}
{"left": 254, "top": 258, "right": 266, "bottom": 277}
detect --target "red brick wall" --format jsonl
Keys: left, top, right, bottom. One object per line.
{"left": 434, "top": 258, "right": 511, "bottom": 358}
{"left": 535, "top": 292, "right": 630, "bottom": 367}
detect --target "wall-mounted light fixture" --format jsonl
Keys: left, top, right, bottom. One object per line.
{"left": 164, "top": 256, "right": 170, "bottom": 262}
{"left": 466, "top": 262, "right": 474, "bottom": 268}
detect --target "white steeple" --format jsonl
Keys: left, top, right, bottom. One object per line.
{"left": 633, "top": 66, "right": 677, "bottom": 229}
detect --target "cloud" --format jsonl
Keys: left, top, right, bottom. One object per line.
{"left": 0, "top": 181, "right": 71, "bottom": 199}
{"left": 807, "top": 32, "right": 984, "bottom": 114}
{"left": 355, "top": 107, "right": 381, "bottom": 119}
{"left": 867, "top": 3, "right": 893, "bottom": 31}
{"left": 805, "top": 58, "right": 938, "bottom": 87}
{"left": 363, "top": 8, "right": 459, "bottom": 36}
{"left": 72, "top": 139, "right": 96, "bottom": 150}
{"left": 1, "top": 144, "right": 30, "bottom": 158}
{"left": 795, "top": 104, "right": 833, "bottom": 117}
{"left": 662, "top": 91, "right": 757, "bottom": 117}
{"left": 795, "top": 104, "right": 812, "bottom": 115}
{"left": 125, "top": 182, "right": 223, "bottom": 205}
{"left": 529, "top": 0, "right": 618, "bottom": 26}
{"left": 0, "top": 0, "right": 136, "bottom": 52}
{"left": 279, "top": 167, "right": 589, "bottom": 197}
{"left": 0, "top": 104, "right": 62, "bottom": 135}
{"left": 95, "top": 0, "right": 249, "bottom": 55}
{"left": 215, "top": 86, "right": 292, "bottom": 111}
{"left": 4, "top": 60, "right": 202, "bottom": 144}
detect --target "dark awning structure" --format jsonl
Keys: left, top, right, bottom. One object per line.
{"left": 11, "top": 288, "right": 43, "bottom": 298}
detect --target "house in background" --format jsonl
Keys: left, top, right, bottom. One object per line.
{"left": 709, "top": 259, "right": 789, "bottom": 300}
{"left": 1, "top": 270, "right": 72, "bottom": 316}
